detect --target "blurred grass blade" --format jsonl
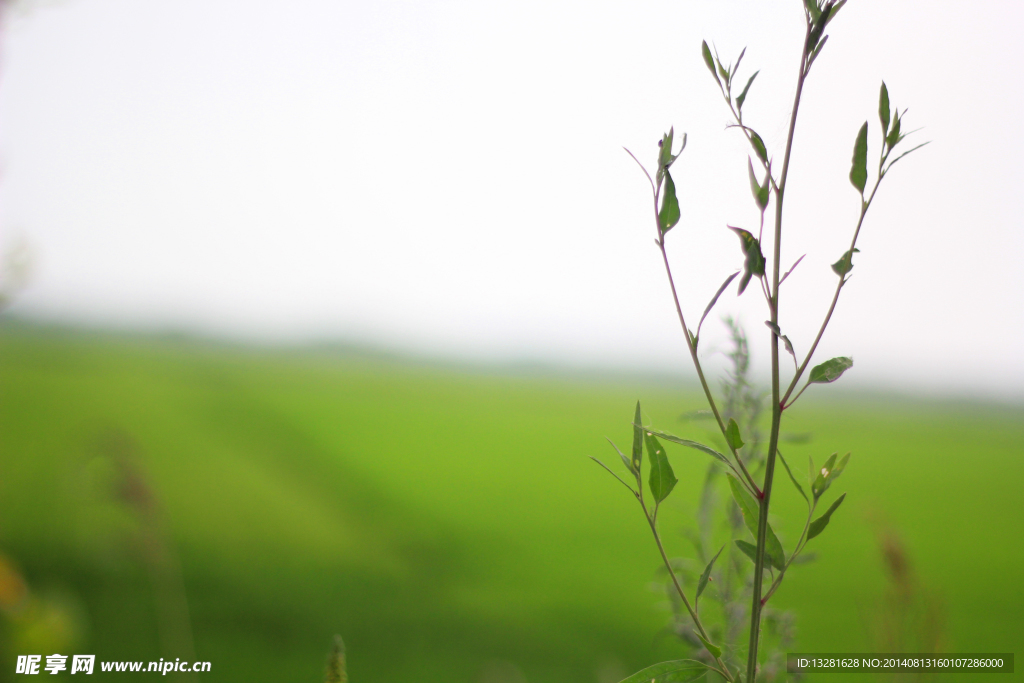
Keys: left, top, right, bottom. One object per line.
{"left": 325, "top": 635, "right": 347, "bottom": 683}
{"left": 735, "top": 539, "right": 757, "bottom": 564}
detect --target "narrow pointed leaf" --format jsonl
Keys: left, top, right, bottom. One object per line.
{"left": 849, "top": 122, "right": 868, "bottom": 193}
{"left": 736, "top": 70, "right": 759, "bottom": 110}
{"left": 606, "top": 438, "right": 635, "bottom": 476}
{"left": 809, "top": 356, "right": 853, "bottom": 384}
{"left": 734, "top": 47, "right": 747, "bottom": 76}
{"left": 803, "top": 0, "right": 821, "bottom": 22}
{"left": 885, "top": 141, "right": 930, "bottom": 172}
{"left": 807, "top": 492, "right": 846, "bottom": 540}
{"left": 831, "top": 248, "right": 859, "bottom": 276}
{"left": 659, "top": 128, "right": 676, "bottom": 170}
{"left": 618, "top": 659, "right": 709, "bottom": 683}
{"left": 779, "top": 254, "right": 806, "bottom": 285}
{"left": 659, "top": 170, "right": 681, "bottom": 233}
{"left": 646, "top": 432, "right": 678, "bottom": 503}
{"left": 811, "top": 452, "right": 838, "bottom": 499}
{"left": 695, "top": 632, "right": 722, "bottom": 659}
{"left": 734, "top": 539, "right": 757, "bottom": 564}
{"left": 830, "top": 452, "right": 851, "bottom": 483}
{"left": 749, "top": 130, "right": 768, "bottom": 163}
{"left": 701, "top": 41, "right": 721, "bottom": 87}
{"left": 778, "top": 449, "right": 808, "bottom": 502}
{"left": 807, "top": 34, "right": 828, "bottom": 67}
{"left": 641, "top": 428, "right": 731, "bottom": 467}
{"left": 764, "top": 321, "right": 795, "bottom": 363}
{"left": 726, "top": 418, "right": 744, "bottom": 450}
{"left": 747, "top": 158, "right": 769, "bottom": 210}
{"left": 728, "top": 226, "right": 766, "bottom": 294}
{"left": 697, "top": 271, "right": 740, "bottom": 339}
{"left": 631, "top": 401, "right": 643, "bottom": 471}
{"left": 879, "top": 82, "right": 890, "bottom": 136}
{"left": 728, "top": 476, "right": 785, "bottom": 570}
{"left": 886, "top": 111, "right": 902, "bottom": 149}
{"left": 696, "top": 545, "right": 724, "bottom": 600}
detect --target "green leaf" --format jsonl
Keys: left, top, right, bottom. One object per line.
{"left": 695, "top": 632, "right": 722, "bottom": 659}
{"left": 747, "top": 158, "right": 769, "bottom": 211}
{"left": 646, "top": 432, "right": 678, "bottom": 503}
{"left": 618, "top": 659, "right": 709, "bottom": 683}
{"left": 777, "top": 449, "right": 808, "bottom": 502}
{"left": 697, "top": 271, "right": 740, "bottom": 341}
{"left": 807, "top": 34, "right": 829, "bottom": 68}
{"left": 764, "top": 321, "right": 796, "bottom": 365}
{"left": 631, "top": 401, "right": 643, "bottom": 471}
{"left": 749, "top": 130, "right": 768, "bottom": 163}
{"left": 736, "top": 70, "right": 759, "bottom": 110}
{"left": 831, "top": 248, "right": 860, "bottom": 277}
{"left": 659, "top": 170, "right": 681, "bottom": 233}
{"left": 696, "top": 545, "right": 724, "bottom": 600}
{"left": 728, "top": 476, "right": 785, "bottom": 570}
{"left": 807, "top": 492, "right": 846, "bottom": 540}
{"left": 734, "top": 539, "right": 757, "bottom": 564}
{"left": 809, "top": 356, "right": 853, "bottom": 384}
{"left": 606, "top": 438, "right": 634, "bottom": 476}
{"left": 803, "top": 0, "right": 821, "bottom": 22}
{"left": 726, "top": 418, "right": 744, "bottom": 450}
{"left": 811, "top": 452, "right": 838, "bottom": 499}
{"left": 642, "top": 429, "right": 731, "bottom": 467}
{"left": 849, "top": 121, "right": 868, "bottom": 193}
{"left": 879, "top": 81, "right": 890, "bottom": 136}
{"left": 728, "top": 226, "right": 766, "bottom": 295}
{"left": 701, "top": 41, "right": 721, "bottom": 88}
{"left": 659, "top": 127, "right": 675, "bottom": 170}
{"left": 886, "top": 110, "right": 902, "bottom": 149}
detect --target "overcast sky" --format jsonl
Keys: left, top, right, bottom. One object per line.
{"left": 1, "top": 0, "right": 1022, "bottom": 399}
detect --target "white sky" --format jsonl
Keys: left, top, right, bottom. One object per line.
{"left": 1, "top": 0, "right": 1022, "bottom": 398}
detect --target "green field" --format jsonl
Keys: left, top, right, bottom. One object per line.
{"left": 0, "top": 323, "right": 1020, "bottom": 682}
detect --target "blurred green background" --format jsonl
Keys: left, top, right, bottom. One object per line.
{"left": 0, "top": 322, "right": 1020, "bottom": 682}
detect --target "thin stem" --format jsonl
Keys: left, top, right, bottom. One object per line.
{"left": 746, "top": 18, "right": 811, "bottom": 683}
{"left": 761, "top": 500, "right": 816, "bottom": 605}
{"left": 638, "top": 497, "right": 735, "bottom": 682}
{"left": 781, "top": 174, "right": 883, "bottom": 406}
{"left": 656, "top": 240, "right": 761, "bottom": 498}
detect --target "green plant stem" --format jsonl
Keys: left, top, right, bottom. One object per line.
{"left": 638, "top": 495, "right": 734, "bottom": 682}
{"left": 761, "top": 501, "right": 816, "bottom": 605}
{"left": 781, "top": 173, "right": 882, "bottom": 407}
{"left": 746, "top": 19, "right": 811, "bottom": 683}
{"left": 655, "top": 240, "right": 761, "bottom": 498}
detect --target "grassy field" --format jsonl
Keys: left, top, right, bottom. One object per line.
{"left": 0, "top": 323, "right": 1021, "bottom": 682}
